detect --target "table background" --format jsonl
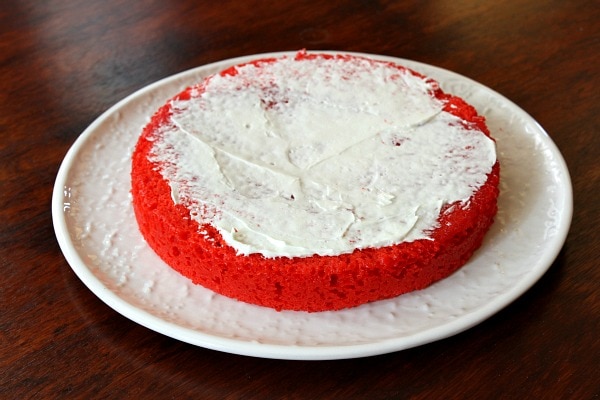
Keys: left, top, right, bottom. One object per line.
{"left": 2, "top": 1, "right": 598, "bottom": 398}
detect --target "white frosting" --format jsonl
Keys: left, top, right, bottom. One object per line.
{"left": 149, "top": 54, "right": 496, "bottom": 258}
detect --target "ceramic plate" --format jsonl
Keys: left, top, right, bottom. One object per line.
{"left": 52, "top": 51, "right": 572, "bottom": 360}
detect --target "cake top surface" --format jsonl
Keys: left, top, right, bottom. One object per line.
{"left": 148, "top": 52, "right": 497, "bottom": 258}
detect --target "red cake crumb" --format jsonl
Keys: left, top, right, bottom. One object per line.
{"left": 131, "top": 52, "right": 500, "bottom": 312}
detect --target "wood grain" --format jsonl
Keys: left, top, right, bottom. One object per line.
{"left": 2, "top": 0, "right": 599, "bottom": 398}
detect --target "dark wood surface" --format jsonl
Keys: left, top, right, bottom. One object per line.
{"left": 2, "top": 1, "right": 599, "bottom": 398}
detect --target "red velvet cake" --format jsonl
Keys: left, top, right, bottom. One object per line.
{"left": 131, "top": 51, "right": 499, "bottom": 312}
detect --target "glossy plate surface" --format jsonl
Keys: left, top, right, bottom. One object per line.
{"left": 52, "top": 52, "right": 572, "bottom": 360}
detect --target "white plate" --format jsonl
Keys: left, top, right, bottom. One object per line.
{"left": 52, "top": 51, "right": 572, "bottom": 360}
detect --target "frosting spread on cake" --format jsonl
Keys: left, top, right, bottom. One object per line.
{"left": 148, "top": 54, "right": 496, "bottom": 258}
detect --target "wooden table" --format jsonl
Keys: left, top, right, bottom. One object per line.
{"left": 2, "top": 1, "right": 598, "bottom": 398}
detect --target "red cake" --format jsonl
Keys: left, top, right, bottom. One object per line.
{"left": 131, "top": 51, "right": 499, "bottom": 312}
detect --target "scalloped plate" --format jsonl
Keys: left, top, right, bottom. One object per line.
{"left": 52, "top": 51, "right": 572, "bottom": 360}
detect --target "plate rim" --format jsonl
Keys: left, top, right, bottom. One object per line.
{"left": 52, "top": 50, "right": 573, "bottom": 360}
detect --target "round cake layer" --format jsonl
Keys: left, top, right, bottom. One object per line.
{"left": 131, "top": 52, "right": 500, "bottom": 312}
